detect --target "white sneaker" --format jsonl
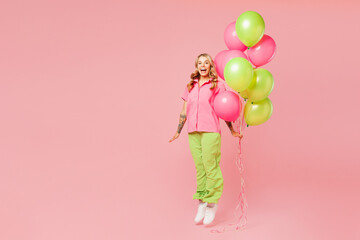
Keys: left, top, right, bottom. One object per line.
{"left": 203, "top": 204, "right": 218, "bottom": 225}
{"left": 194, "top": 201, "right": 208, "bottom": 224}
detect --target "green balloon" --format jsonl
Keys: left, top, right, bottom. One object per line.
{"left": 224, "top": 57, "right": 254, "bottom": 92}
{"left": 235, "top": 11, "right": 265, "bottom": 47}
{"left": 244, "top": 97, "right": 273, "bottom": 126}
{"left": 243, "top": 68, "right": 274, "bottom": 102}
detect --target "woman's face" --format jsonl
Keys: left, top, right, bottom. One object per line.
{"left": 197, "top": 56, "right": 211, "bottom": 78}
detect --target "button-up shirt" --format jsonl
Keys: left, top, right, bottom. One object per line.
{"left": 181, "top": 78, "right": 226, "bottom": 134}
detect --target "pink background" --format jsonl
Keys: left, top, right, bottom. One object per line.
{"left": 1, "top": 0, "right": 359, "bottom": 239}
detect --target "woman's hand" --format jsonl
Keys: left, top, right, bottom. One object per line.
{"left": 231, "top": 130, "right": 243, "bottom": 140}
{"left": 169, "top": 132, "right": 180, "bottom": 143}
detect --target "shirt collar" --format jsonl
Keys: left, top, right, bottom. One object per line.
{"left": 194, "top": 78, "right": 213, "bottom": 83}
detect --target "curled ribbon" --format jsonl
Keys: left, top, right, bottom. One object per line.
{"left": 210, "top": 97, "right": 248, "bottom": 233}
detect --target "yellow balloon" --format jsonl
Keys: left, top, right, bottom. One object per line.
{"left": 244, "top": 97, "right": 273, "bottom": 126}
{"left": 224, "top": 57, "right": 254, "bottom": 92}
{"left": 242, "top": 68, "right": 274, "bottom": 102}
{"left": 235, "top": 11, "right": 265, "bottom": 47}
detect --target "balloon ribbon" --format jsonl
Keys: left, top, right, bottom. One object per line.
{"left": 210, "top": 97, "right": 248, "bottom": 233}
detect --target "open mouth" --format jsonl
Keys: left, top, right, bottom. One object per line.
{"left": 200, "top": 69, "right": 207, "bottom": 74}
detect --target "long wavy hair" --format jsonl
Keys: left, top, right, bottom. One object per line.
{"left": 187, "top": 53, "right": 219, "bottom": 91}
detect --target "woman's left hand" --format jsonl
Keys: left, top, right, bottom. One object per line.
{"left": 231, "top": 130, "right": 243, "bottom": 139}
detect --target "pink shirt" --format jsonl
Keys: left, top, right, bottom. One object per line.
{"left": 181, "top": 78, "right": 226, "bottom": 134}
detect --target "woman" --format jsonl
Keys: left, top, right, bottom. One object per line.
{"left": 169, "top": 53, "right": 242, "bottom": 225}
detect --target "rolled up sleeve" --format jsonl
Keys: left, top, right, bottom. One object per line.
{"left": 215, "top": 80, "right": 226, "bottom": 97}
{"left": 181, "top": 85, "right": 189, "bottom": 101}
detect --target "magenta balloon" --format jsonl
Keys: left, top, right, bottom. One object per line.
{"left": 214, "top": 50, "right": 227, "bottom": 79}
{"left": 214, "top": 91, "right": 241, "bottom": 121}
{"left": 224, "top": 21, "right": 247, "bottom": 51}
{"left": 248, "top": 34, "right": 276, "bottom": 67}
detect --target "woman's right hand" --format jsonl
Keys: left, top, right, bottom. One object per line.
{"left": 169, "top": 132, "right": 180, "bottom": 143}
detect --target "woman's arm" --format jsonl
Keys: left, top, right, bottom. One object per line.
{"left": 177, "top": 101, "right": 187, "bottom": 134}
{"left": 225, "top": 120, "right": 243, "bottom": 139}
{"left": 169, "top": 101, "right": 187, "bottom": 143}
{"left": 225, "top": 121, "right": 235, "bottom": 134}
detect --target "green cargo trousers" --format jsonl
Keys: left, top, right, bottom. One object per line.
{"left": 188, "top": 132, "right": 224, "bottom": 204}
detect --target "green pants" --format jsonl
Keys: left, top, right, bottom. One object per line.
{"left": 188, "top": 132, "right": 224, "bottom": 204}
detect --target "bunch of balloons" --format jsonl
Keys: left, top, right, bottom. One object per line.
{"left": 214, "top": 11, "right": 276, "bottom": 126}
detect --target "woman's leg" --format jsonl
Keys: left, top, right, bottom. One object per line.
{"left": 188, "top": 132, "right": 207, "bottom": 201}
{"left": 201, "top": 132, "right": 223, "bottom": 204}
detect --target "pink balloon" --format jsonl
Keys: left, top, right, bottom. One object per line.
{"left": 224, "top": 21, "right": 247, "bottom": 51}
{"left": 247, "top": 34, "right": 276, "bottom": 67}
{"left": 214, "top": 50, "right": 227, "bottom": 79}
{"left": 214, "top": 91, "right": 241, "bottom": 121}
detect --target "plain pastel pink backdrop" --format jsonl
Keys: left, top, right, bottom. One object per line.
{"left": 1, "top": 0, "right": 360, "bottom": 239}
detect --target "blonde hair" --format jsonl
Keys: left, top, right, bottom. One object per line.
{"left": 187, "top": 53, "right": 219, "bottom": 91}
